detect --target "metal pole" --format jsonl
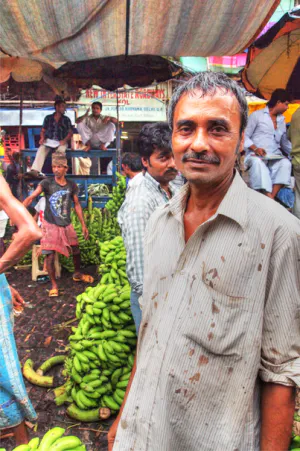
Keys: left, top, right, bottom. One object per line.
{"left": 116, "top": 89, "right": 121, "bottom": 172}
{"left": 18, "top": 84, "right": 23, "bottom": 149}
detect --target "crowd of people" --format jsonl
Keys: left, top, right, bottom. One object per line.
{"left": 0, "top": 72, "right": 299, "bottom": 451}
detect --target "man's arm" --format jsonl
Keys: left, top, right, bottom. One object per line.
{"left": 23, "top": 184, "right": 43, "bottom": 208}
{"left": 73, "top": 194, "right": 89, "bottom": 240}
{"left": 244, "top": 112, "right": 266, "bottom": 156}
{"left": 0, "top": 175, "right": 42, "bottom": 272}
{"left": 75, "top": 108, "right": 90, "bottom": 124}
{"left": 260, "top": 383, "right": 295, "bottom": 451}
{"left": 119, "top": 197, "right": 151, "bottom": 295}
{"left": 60, "top": 129, "right": 73, "bottom": 146}
{"left": 259, "top": 230, "right": 300, "bottom": 451}
{"left": 39, "top": 127, "right": 46, "bottom": 145}
{"left": 40, "top": 113, "right": 48, "bottom": 145}
{"left": 103, "top": 116, "right": 118, "bottom": 125}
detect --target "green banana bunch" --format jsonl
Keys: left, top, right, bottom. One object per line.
{"left": 98, "top": 236, "right": 128, "bottom": 286}
{"left": 105, "top": 172, "right": 126, "bottom": 216}
{"left": 7, "top": 427, "right": 86, "bottom": 450}
{"left": 18, "top": 249, "right": 32, "bottom": 266}
{"left": 59, "top": 280, "right": 136, "bottom": 417}
{"left": 60, "top": 198, "right": 122, "bottom": 271}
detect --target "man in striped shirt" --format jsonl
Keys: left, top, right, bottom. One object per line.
{"left": 118, "top": 123, "right": 179, "bottom": 333}
{"left": 109, "top": 72, "right": 300, "bottom": 451}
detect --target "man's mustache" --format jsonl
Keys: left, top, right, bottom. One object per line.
{"left": 182, "top": 151, "right": 220, "bottom": 165}
{"left": 165, "top": 168, "right": 178, "bottom": 174}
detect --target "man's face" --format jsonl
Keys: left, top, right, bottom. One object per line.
{"left": 52, "top": 164, "right": 67, "bottom": 178}
{"left": 275, "top": 100, "right": 289, "bottom": 115}
{"left": 172, "top": 90, "right": 244, "bottom": 187}
{"left": 56, "top": 103, "right": 66, "bottom": 115}
{"left": 142, "top": 147, "right": 177, "bottom": 185}
{"left": 121, "top": 164, "right": 131, "bottom": 178}
{"left": 92, "top": 104, "right": 102, "bottom": 117}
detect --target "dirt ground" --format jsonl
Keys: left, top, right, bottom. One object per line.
{"left": 1, "top": 266, "right": 113, "bottom": 451}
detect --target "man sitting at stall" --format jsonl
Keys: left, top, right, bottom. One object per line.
{"left": 117, "top": 123, "right": 179, "bottom": 333}
{"left": 26, "top": 99, "right": 73, "bottom": 179}
{"left": 244, "top": 89, "right": 292, "bottom": 199}
{"left": 76, "top": 102, "right": 117, "bottom": 151}
{"left": 24, "top": 153, "right": 94, "bottom": 297}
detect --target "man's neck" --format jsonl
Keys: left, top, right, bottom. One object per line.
{"left": 128, "top": 170, "right": 140, "bottom": 179}
{"left": 187, "top": 171, "right": 234, "bottom": 216}
{"left": 54, "top": 176, "right": 67, "bottom": 185}
{"left": 54, "top": 112, "right": 62, "bottom": 120}
{"left": 268, "top": 106, "right": 278, "bottom": 117}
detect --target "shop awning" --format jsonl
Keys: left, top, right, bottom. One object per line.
{"left": 0, "top": 0, "right": 280, "bottom": 63}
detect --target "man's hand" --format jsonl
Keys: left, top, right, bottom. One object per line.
{"left": 39, "top": 137, "right": 45, "bottom": 145}
{"left": 103, "top": 116, "right": 111, "bottom": 124}
{"left": 85, "top": 107, "right": 90, "bottom": 116}
{"left": 253, "top": 147, "right": 267, "bottom": 157}
{"left": 59, "top": 139, "right": 67, "bottom": 146}
{"left": 82, "top": 224, "right": 89, "bottom": 240}
{"left": 10, "top": 285, "right": 25, "bottom": 307}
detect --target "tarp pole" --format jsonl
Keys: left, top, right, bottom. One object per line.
{"left": 18, "top": 84, "right": 23, "bottom": 150}
{"left": 116, "top": 89, "right": 121, "bottom": 172}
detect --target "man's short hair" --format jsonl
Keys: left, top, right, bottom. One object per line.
{"left": 122, "top": 153, "right": 143, "bottom": 172}
{"left": 168, "top": 71, "right": 248, "bottom": 136}
{"left": 54, "top": 99, "right": 66, "bottom": 108}
{"left": 268, "top": 89, "right": 291, "bottom": 108}
{"left": 92, "top": 101, "right": 103, "bottom": 109}
{"left": 138, "top": 122, "right": 172, "bottom": 159}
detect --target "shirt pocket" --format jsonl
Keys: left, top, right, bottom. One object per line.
{"left": 183, "top": 276, "right": 251, "bottom": 363}
{"left": 200, "top": 228, "right": 259, "bottom": 298}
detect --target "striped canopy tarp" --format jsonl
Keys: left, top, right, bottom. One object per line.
{"left": 242, "top": 6, "right": 300, "bottom": 100}
{"left": 0, "top": 0, "right": 279, "bottom": 64}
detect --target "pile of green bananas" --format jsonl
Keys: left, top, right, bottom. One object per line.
{"left": 17, "top": 249, "right": 32, "bottom": 266}
{"left": 98, "top": 236, "right": 128, "bottom": 285}
{"left": 56, "top": 281, "right": 136, "bottom": 419}
{"left": 1, "top": 427, "right": 86, "bottom": 451}
{"left": 105, "top": 172, "right": 127, "bottom": 215}
{"left": 290, "top": 430, "right": 300, "bottom": 450}
{"left": 60, "top": 198, "right": 121, "bottom": 272}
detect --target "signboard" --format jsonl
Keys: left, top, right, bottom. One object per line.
{"left": 0, "top": 108, "right": 75, "bottom": 126}
{"left": 79, "top": 84, "right": 169, "bottom": 122}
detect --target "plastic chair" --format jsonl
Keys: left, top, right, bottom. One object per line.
{"left": 31, "top": 245, "right": 61, "bottom": 281}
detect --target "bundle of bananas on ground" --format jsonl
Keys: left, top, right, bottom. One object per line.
{"left": 3, "top": 427, "right": 86, "bottom": 450}
{"left": 105, "top": 172, "right": 126, "bottom": 216}
{"left": 56, "top": 281, "right": 136, "bottom": 419}
{"left": 60, "top": 198, "right": 121, "bottom": 271}
{"left": 100, "top": 209, "right": 120, "bottom": 241}
{"left": 98, "top": 236, "right": 128, "bottom": 285}
{"left": 18, "top": 249, "right": 32, "bottom": 266}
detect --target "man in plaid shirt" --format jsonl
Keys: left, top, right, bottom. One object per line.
{"left": 118, "top": 122, "right": 180, "bottom": 333}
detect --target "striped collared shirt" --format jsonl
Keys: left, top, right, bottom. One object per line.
{"left": 114, "top": 171, "right": 300, "bottom": 451}
{"left": 118, "top": 172, "right": 178, "bottom": 295}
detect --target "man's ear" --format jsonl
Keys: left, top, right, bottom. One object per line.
{"left": 141, "top": 157, "right": 149, "bottom": 169}
{"left": 237, "top": 131, "right": 245, "bottom": 154}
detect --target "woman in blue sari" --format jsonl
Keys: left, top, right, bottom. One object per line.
{"left": 0, "top": 174, "right": 42, "bottom": 445}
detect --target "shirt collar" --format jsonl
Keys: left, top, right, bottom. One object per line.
{"left": 168, "top": 171, "right": 248, "bottom": 231}
{"left": 263, "top": 106, "right": 270, "bottom": 115}
{"left": 144, "top": 171, "right": 176, "bottom": 196}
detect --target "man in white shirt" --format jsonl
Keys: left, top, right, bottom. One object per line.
{"left": 76, "top": 102, "right": 117, "bottom": 151}
{"left": 109, "top": 72, "right": 300, "bottom": 451}
{"left": 244, "top": 89, "right": 292, "bottom": 199}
